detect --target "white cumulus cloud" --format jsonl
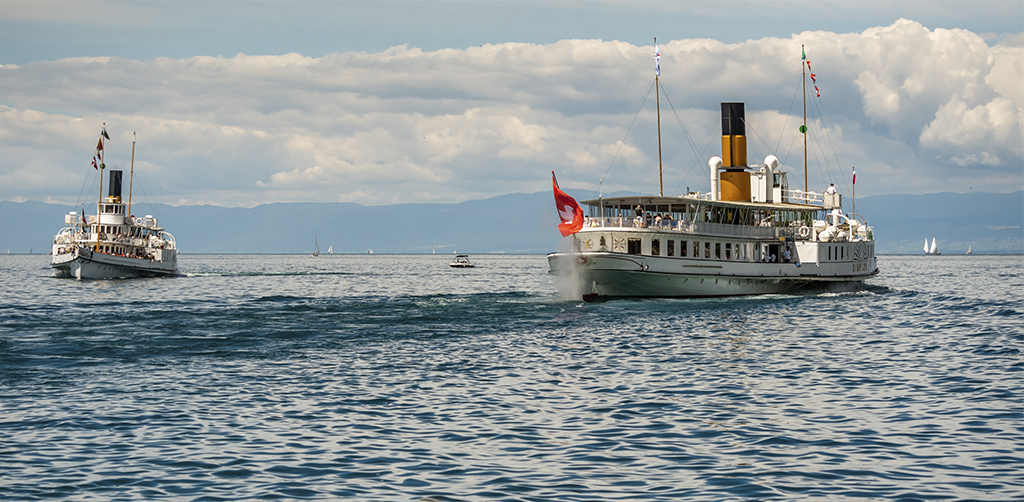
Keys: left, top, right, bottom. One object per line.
{"left": 0, "top": 20, "right": 1020, "bottom": 207}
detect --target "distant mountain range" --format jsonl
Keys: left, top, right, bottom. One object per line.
{"left": 2, "top": 190, "right": 1021, "bottom": 255}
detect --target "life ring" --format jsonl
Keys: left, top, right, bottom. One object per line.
{"left": 799, "top": 226, "right": 810, "bottom": 238}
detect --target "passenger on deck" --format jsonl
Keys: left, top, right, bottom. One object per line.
{"left": 826, "top": 184, "right": 837, "bottom": 195}
{"left": 783, "top": 247, "right": 792, "bottom": 262}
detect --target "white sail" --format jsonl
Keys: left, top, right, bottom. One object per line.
{"left": 924, "top": 239, "right": 929, "bottom": 253}
{"left": 930, "top": 237, "right": 938, "bottom": 255}
{"left": 328, "top": 245, "right": 333, "bottom": 254}
{"left": 313, "top": 236, "right": 319, "bottom": 256}
{"left": 966, "top": 245, "right": 972, "bottom": 255}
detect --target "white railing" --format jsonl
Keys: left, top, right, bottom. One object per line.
{"left": 690, "top": 221, "right": 781, "bottom": 239}
{"left": 582, "top": 217, "right": 808, "bottom": 240}
{"left": 583, "top": 216, "right": 688, "bottom": 231}
{"left": 784, "top": 190, "right": 823, "bottom": 204}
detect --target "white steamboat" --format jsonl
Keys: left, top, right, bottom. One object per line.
{"left": 548, "top": 102, "right": 877, "bottom": 300}
{"left": 51, "top": 130, "right": 178, "bottom": 279}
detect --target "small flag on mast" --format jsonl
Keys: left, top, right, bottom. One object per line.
{"left": 805, "top": 58, "right": 820, "bottom": 97}
{"left": 94, "top": 127, "right": 107, "bottom": 169}
{"left": 852, "top": 166, "right": 856, "bottom": 185}
{"left": 654, "top": 41, "right": 661, "bottom": 77}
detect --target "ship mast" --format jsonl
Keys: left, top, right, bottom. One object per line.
{"left": 655, "top": 37, "right": 663, "bottom": 196}
{"left": 801, "top": 45, "right": 808, "bottom": 201}
{"left": 128, "top": 132, "right": 135, "bottom": 218}
{"left": 95, "top": 124, "right": 106, "bottom": 251}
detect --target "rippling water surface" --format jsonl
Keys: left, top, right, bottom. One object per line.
{"left": 1, "top": 254, "right": 1021, "bottom": 501}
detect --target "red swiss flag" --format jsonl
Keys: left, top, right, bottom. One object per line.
{"left": 552, "top": 171, "right": 584, "bottom": 237}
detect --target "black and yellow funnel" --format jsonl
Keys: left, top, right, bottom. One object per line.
{"left": 719, "top": 102, "right": 751, "bottom": 202}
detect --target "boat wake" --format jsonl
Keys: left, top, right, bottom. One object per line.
{"left": 549, "top": 238, "right": 589, "bottom": 301}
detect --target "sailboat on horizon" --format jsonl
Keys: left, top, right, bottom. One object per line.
{"left": 924, "top": 237, "right": 940, "bottom": 255}
{"left": 312, "top": 236, "right": 319, "bottom": 257}
{"left": 328, "top": 245, "right": 333, "bottom": 254}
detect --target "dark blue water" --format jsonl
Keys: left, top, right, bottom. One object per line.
{"left": 1, "top": 254, "right": 1021, "bottom": 501}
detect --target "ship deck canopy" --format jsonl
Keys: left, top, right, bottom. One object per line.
{"left": 580, "top": 195, "right": 828, "bottom": 227}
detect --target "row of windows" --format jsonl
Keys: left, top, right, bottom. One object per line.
{"left": 92, "top": 224, "right": 152, "bottom": 239}
{"left": 627, "top": 238, "right": 758, "bottom": 261}
{"left": 828, "top": 245, "right": 845, "bottom": 261}
{"left": 98, "top": 244, "right": 150, "bottom": 259}
{"left": 610, "top": 236, "right": 849, "bottom": 263}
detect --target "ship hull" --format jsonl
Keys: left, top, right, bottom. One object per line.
{"left": 51, "top": 247, "right": 176, "bottom": 279}
{"left": 548, "top": 251, "right": 876, "bottom": 300}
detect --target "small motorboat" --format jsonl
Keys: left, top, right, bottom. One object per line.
{"left": 450, "top": 254, "right": 474, "bottom": 268}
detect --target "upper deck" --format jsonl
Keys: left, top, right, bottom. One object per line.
{"left": 576, "top": 193, "right": 865, "bottom": 242}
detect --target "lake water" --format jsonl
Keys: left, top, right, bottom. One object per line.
{"left": 1, "top": 253, "right": 1021, "bottom": 500}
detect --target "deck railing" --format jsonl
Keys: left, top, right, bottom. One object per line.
{"left": 582, "top": 217, "right": 805, "bottom": 240}
{"left": 784, "top": 190, "right": 823, "bottom": 204}
{"left": 689, "top": 221, "right": 782, "bottom": 239}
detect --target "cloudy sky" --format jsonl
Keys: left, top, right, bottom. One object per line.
{"left": 1, "top": 1, "right": 1021, "bottom": 208}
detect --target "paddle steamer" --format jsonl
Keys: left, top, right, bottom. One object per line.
{"left": 51, "top": 129, "right": 178, "bottom": 279}
{"left": 548, "top": 44, "right": 876, "bottom": 299}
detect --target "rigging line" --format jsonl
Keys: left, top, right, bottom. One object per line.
{"left": 658, "top": 82, "right": 702, "bottom": 164}
{"left": 740, "top": 116, "right": 774, "bottom": 162}
{"left": 806, "top": 95, "right": 849, "bottom": 195}
{"left": 658, "top": 83, "right": 716, "bottom": 195}
{"left": 802, "top": 99, "right": 829, "bottom": 191}
{"left": 778, "top": 127, "right": 802, "bottom": 178}
{"left": 807, "top": 117, "right": 833, "bottom": 192}
{"left": 76, "top": 141, "right": 130, "bottom": 210}
{"left": 132, "top": 165, "right": 160, "bottom": 220}
{"left": 599, "top": 79, "right": 656, "bottom": 187}
{"left": 811, "top": 96, "right": 851, "bottom": 195}
{"left": 776, "top": 73, "right": 803, "bottom": 154}
{"left": 75, "top": 164, "right": 95, "bottom": 209}
{"left": 781, "top": 131, "right": 801, "bottom": 186}
{"left": 670, "top": 131, "right": 720, "bottom": 197}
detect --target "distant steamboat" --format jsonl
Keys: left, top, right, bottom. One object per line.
{"left": 51, "top": 129, "right": 178, "bottom": 279}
